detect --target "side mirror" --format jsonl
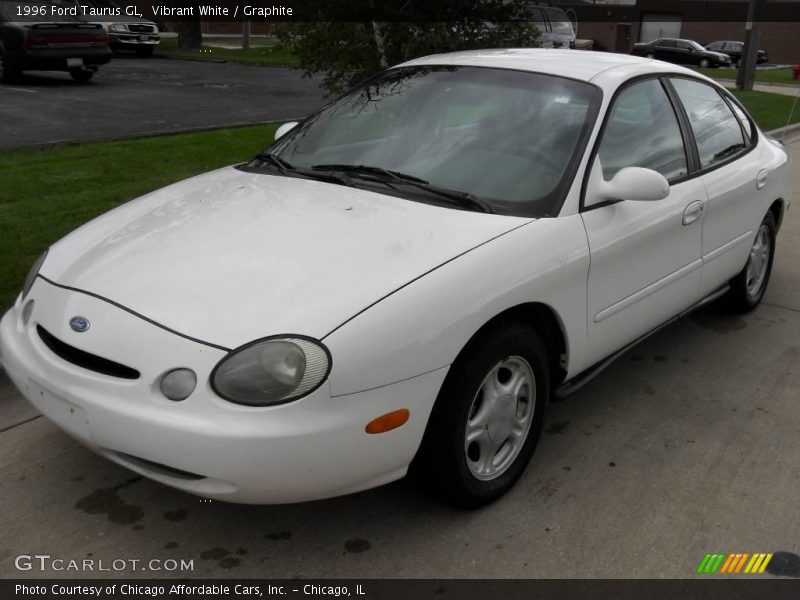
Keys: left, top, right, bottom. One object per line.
{"left": 586, "top": 159, "right": 670, "bottom": 206}
{"left": 274, "top": 121, "right": 299, "bottom": 141}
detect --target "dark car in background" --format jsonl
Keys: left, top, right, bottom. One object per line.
{"left": 631, "top": 38, "right": 731, "bottom": 68}
{"left": 0, "top": 0, "right": 110, "bottom": 82}
{"left": 706, "top": 41, "right": 768, "bottom": 67}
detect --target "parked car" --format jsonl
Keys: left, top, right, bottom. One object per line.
{"left": 631, "top": 38, "right": 731, "bottom": 68}
{"left": 523, "top": 2, "right": 576, "bottom": 49}
{"left": 706, "top": 40, "right": 768, "bottom": 67}
{"left": 1, "top": 50, "right": 790, "bottom": 508}
{"left": 0, "top": 0, "right": 110, "bottom": 82}
{"left": 63, "top": 0, "right": 159, "bottom": 56}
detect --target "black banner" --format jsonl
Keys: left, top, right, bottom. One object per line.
{"left": 10, "top": 1, "right": 800, "bottom": 23}
{"left": 3, "top": 579, "right": 800, "bottom": 600}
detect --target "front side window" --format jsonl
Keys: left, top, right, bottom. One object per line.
{"left": 597, "top": 78, "right": 688, "bottom": 181}
{"left": 269, "top": 66, "right": 600, "bottom": 217}
{"left": 671, "top": 78, "right": 745, "bottom": 168}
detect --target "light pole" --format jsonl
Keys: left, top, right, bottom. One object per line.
{"left": 736, "top": 0, "right": 766, "bottom": 91}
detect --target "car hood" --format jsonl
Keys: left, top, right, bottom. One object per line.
{"left": 41, "top": 167, "right": 529, "bottom": 349}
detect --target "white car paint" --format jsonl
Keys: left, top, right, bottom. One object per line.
{"left": 0, "top": 50, "right": 791, "bottom": 503}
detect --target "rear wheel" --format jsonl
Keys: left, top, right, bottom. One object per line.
{"left": 0, "top": 47, "right": 21, "bottom": 83}
{"left": 69, "top": 69, "right": 94, "bottom": 83}
{"left": 721, "top": 211, "right": 776, "bottom": 313}
{"left": 699, "top": 58, "right": 711, "bottom": 68}
{"left": 411, "top": 322, "right": 549, "bottom": 508}
{"left": 645, "top": 52, "right": 654, "bottom": 59}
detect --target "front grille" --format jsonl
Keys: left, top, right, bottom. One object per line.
{"left": 37, "top": 325, "right": 140, "bottom": 380}
{"left": 127, "top": 24, "right": 156, "bottom": 33}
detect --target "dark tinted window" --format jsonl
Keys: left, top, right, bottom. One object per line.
{"left": 671, "top": 78, "right": 746, "bottom": 168}
{"left": 707, "top": 42, "right": 723, "bottom": 50}
{"left": 598, "top": 79, "right": 687, "bottom": 181}
{"left": 656, "top": 39, "right": 676, "bottom": 48}
{"left": 544, "top": 8, "right": 573, "bottom": 35}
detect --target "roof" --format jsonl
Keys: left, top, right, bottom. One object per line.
{"left": 398, "top": 49, "right": 701, "bottom": 84}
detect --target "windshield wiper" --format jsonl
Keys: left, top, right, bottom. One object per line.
{"left": 712, "top": 143, "right": 745, "bottom": 162}
{"left": 310, "top": 163, "right": 495, "bottom": 214}
{"left": 250, "top": 152, "right": 352, "bottom": 186}
{"left": 311, "top": 163, "right": 429, "bottom": 185}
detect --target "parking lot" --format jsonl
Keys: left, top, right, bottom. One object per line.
{"left": 0, "top": 133, "right": 796, "bottom": 579}
{"left": 0, "top": 57, "right": 327, "bottom": 148}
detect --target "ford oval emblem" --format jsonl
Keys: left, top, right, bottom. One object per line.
{"left": 69, "top": 316, "right": 90, "bottom": 333}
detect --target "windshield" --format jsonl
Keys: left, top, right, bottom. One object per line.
{"left": 268, "top": 66, "right": 600, "bottom": 217}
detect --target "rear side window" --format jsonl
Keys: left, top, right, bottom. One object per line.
{"left": 597, "top": 78, "right": 688, "bottom": 182}
{"left": 671, "top": 78, "right": 746, "bottom": 168}
{"left": 657, "top": 40, "right": 676, "bottom": 48}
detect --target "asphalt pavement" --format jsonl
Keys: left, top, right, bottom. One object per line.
{"left": 0, "top": 56, "right": 327, "bottom": 148}
{"left": 0, "top": 137, "right": 798, "bottom": 579}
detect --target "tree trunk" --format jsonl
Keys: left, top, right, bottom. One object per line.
{"left": 177, "top": 21, "right": 202, "bottom": 50}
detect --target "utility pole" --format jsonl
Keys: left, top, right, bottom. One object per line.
{"left": 736, "top": 0, "right": 766, "bottom": 91}
{"left": 243, "top": 20, "right": 251, "bottom": 50}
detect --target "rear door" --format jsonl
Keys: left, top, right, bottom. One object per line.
{"left": 668, "top": 77, "right": 766, "bottom": 295}
{"left": 581, "top": 77, "right": 706, "bottom": 360}
{"left": 654, "top": 39, "right": 677, "bottom": 61}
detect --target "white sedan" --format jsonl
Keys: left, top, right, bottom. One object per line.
{"left": 0, "top": 50, "right": 791, "bottom": 507}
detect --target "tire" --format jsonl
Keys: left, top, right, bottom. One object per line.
{"left": 410, "top": 322, "right": 549, "bottom": 508}
{"left": 0, "top": 47, "right": 21, "bottom": 83}
{"left": 135, "top": 45, "right": 154, "bottom": 57}
{"left": 721, "top": 211, "right": 776, "bottom": 313}
{"left": 699, "top": 58, "right": 710, "bottom": 68}
{"left": 645, "top": 52, "right": 654, "bottom": 59}
{"left": 69, "top": 69, "right": 94, "bottom": 83}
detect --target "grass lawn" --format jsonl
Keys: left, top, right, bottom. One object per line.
{"left": 1, "top": 88, "right": 797, "bottom": 309}
{"left": 694, "top": 67, "right": 798, "bottom": 86}
{"left": 730, "top": 90, "right": 800, "bottom": 131}
{"left": 0, "top": 123, "right": 278, "bottom": 309}
{"left": 156, "top": 37, "right": 299, "bottom": 67}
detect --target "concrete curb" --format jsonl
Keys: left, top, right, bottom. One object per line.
{"left": 767, "top": 122, "right": 800, "bottom": 141}
{"left": 12, "top": 119, "right": 303, "bottom": 152}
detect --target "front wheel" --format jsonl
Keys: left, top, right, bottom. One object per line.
{"left": 410, "top": 322, "right": 549, "bottom": 508}
{"left": 69, "top": 69, "right": 94, "bottom": 83}
{"left": 721, "top": 211, "right": 776, "bottom": 313}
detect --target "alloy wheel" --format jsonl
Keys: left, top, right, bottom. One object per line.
{"left": 745, "top": 224, "right": 771, "bottom": 299}
{"left": 464, "top": 356, "right": 535, "bottom": 481}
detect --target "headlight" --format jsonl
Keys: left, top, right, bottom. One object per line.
{"left": 107, "top": 24, "right": 127, "bottom": 33}
{"left": 211, "top": 336, "right": 331, "bottom": 406}
{"left": 22, "top": 250, "right": 47, "bottom": 300}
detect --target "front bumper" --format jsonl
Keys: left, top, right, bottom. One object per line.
{"left": 109, "top": 33, "right": 160, "bottom": 48}
{"left": 0, "top": 278, "right": 445, "bottom": 504}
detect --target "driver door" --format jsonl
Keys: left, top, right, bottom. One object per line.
{"left": 581, "top": 77, "right": 706, "bottom": 361}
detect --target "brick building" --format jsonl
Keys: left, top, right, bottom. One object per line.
{"left": 577, "top": 1, "right": 800, "bottom": 64}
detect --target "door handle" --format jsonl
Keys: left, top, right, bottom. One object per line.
{"left": 682, "top": 200, "right": 704, "bottom": 226}
{"left": 756, "top": 169, "right": 768, "bottom": 190}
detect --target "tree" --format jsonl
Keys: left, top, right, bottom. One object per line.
{"left": 276, "top": 2, "right": 540, "bottom": 95}
{"left": 177, "top": 21, "right": 202, "bottom": 50}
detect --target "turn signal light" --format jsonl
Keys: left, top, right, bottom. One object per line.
{"left": 365, "top": 409, "right": 409, "bottom": 434}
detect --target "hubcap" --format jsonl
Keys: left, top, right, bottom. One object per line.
{"left": 745, "top": 224, "right": 770, "bottom": 298}
{"left": 464, "top": 356, "right": 535, "bottom": 481}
